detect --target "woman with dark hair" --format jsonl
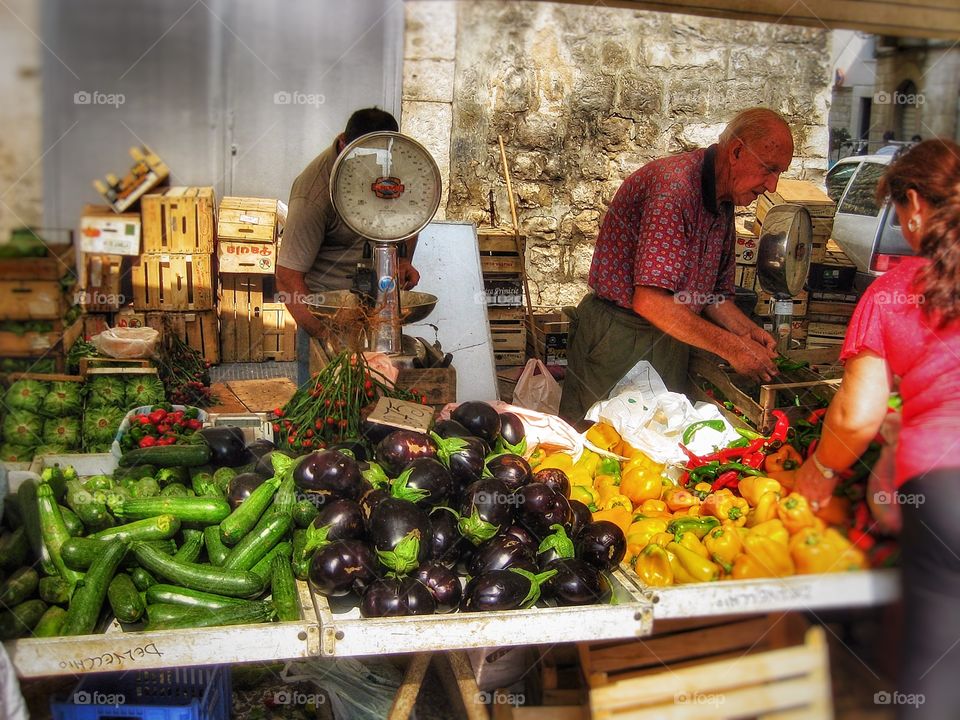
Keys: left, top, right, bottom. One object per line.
{"left": 796, "top": 139, "right": 960, "bottom": 718}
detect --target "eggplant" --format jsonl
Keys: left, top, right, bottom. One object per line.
{"left": 533, "top": 468, "right": 570, "bottom": 498}
{"left": 328, "top": 440, "right": 368, "bottom": 462}
{"left": 542, "top": 558, "right": 612, "bottom": 606}
{"left": 452, "top": 401, "right": 501, "bottom": 444}
{"left": 245, "top": 438, "right": 277, "bottom": 459}
{"left": 486, "top": 454, "right": 532, "bottom": 492}
{"left": 460, "top": 567, "right": 557, "bottom": 612}
{"left": 199, "top": 426, "right": 251, "bottom": 467}
{"left": 294, "top": 449, "right": 364, "bottom": 502}
{"left": 308, "top": 539, "right": 378, "bottom": 597}
{"left": 501, "top": 524, "right": 540, "bottom": 556}
{"left": 428, "top": 507, "right": 463, "bottom": 566}
{"left": 468, "top": 536, "right": 537, "bottom": 576}
{"left": 433, "top": 419, "right": 473, "bottom": 439}
{"left": 254, "top": 449, "right": 294, "bottom": 479}
{"left": 516, "top": 483, "right": 572, "bottom": 538}
{"left": 375, "top": 430, "right": 438, "bottom": 477}
{"left": 457, "top": 478, "right": 515, "bottom": 546}
{"left": 226, "top": 472, "right": 268, "bottom": 510}
{"left": 361, "top": 417, "right": 395, "bottom": 445}
{"left": 368, "top": 498, "right": 431, "bottom": 575}
{"left": 391, "top": 458, "right": 452, "bottom": 507}
{"left": 576, "top": 521, "right": 627, "bottom": 572}
{"left": 434, "top": 434, "right": 489, "bottom": 489}
{"left": 414, "top": 562, "right": 462, "bottom": 613}
{"left": 536, "top": 524, "right": 576, "bottom": 569}
{"left": 309, "top": 499, "right": 365, "bottom": 545}
{"left": 360, "top": 576, "right": 436, "bottom": 617}
{"left": 568, "top": 499, "right": 593, "bottom": 537}
{"left": 359, "top": 487, "right": 391, "bottom": 523}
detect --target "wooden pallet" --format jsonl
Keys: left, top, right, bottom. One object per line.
{"left": 0, "top": 241, "right": 75, "bottom": 281}
{"left": 141, "top": 187, "right": 216, "bottom": 254}
{"left": 146, "top": 311, "right": 219, "bottom": 364}
{"left": 131, "top": 253, "right": 215, "bottom": 311}
{"left": 79, "top": 357, "right": 154, "bottom": 377}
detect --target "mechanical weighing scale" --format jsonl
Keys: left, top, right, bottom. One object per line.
{"left": 305, "top": 131, "right": 446, "bottom": 368}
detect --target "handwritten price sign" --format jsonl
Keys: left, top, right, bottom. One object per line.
{"left": 366, "top": 397, "right": 434, "bottom": 434}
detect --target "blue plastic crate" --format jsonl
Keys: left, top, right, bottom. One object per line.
{"left": 51, "top": 666, "right": 231, "bottom": 720}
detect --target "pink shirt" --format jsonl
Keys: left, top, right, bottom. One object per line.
{"left": 841, "top": 256, "right": 960, "bottom": 486}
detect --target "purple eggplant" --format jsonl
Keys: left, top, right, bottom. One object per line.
{"left": 576, "top": 521, "right": 626, "bottom": 572}
{"left": 308, "top": 539, "right": 378, "bottom": 597}
{"left": 451, "top": 401, "right": 501, "bottom": 444}
{"left": 533, "top": 468, "right": 570, "bottom": 498}
{"left": 434, "top": 419, "right": 473, "bottom": 439}
{"left": 226, "top": 472, "right": 267, "bottom": 510}
{"left": 498, "top": 412, "right": 525, "bottom": 447}
{"left": 517, "top": 483, "right": 572, "bottom": 538}
{"left": 458, "top": 478, "right": 515, "bottom": 546}
{"left": 432, "top": 433, "right": 488, "bottom": 489}
{"left": 254, "top": 449, "right": 294, "bottom": 479}
{"left": 328, "top": 440, "right": 368, "bottom": 462}
{"left": 390, "top": 457, "right": 452, "bottom": 507}
{"left": 375, "top": 430, "right": 438, "bottom": 477}
{"left": 368, "top": 498, "right": 431, "bottom": 575}
{"left": 199, "top": 426, "right": 251, "bottom": 467}
{"left": 468, "top": 536, "right": 537, "bottom": 576}
{"left": 414, "top": 562, "right": 462, "bottom": 613}
{"left": 460, "top": 567, "right": 557, "bottom": 612}
{"left": 536, "top": 524, "right": 576, "bottom": 569}
{"left": 294, "top": 449, "right": 364, "bottom": 502}
{"left": 542, "top": 558, "right": 612, "bottom": 606}
{"left": 568, "top": 500, "right": 593, "bottom": 537}
{"left": 245, "top": 438, "right": 277, "bottom": 459}
{"left": 360, "top": 577, "right": 436, "bottom": 617}
{"left": 359, "top": 487, "right": 391, "bottom": 524}
{"left": 428, "top": 507, "right": 463, "bottom": 566}
{"left": 502, "top": 524, "right": 540, "bottom": 556}
{"left": 486, "top": 454, "right": 532, "bottom": 492}
{"left": 304, "top": 499, "right": 365, "bottom": 555}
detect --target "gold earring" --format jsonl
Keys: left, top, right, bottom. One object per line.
{"left": 908, "top": 216, "right": 921, "bottom": 233}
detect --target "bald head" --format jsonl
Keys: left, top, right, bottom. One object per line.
{"left": 717, "top": 108, "right": 794, "bottom": 206}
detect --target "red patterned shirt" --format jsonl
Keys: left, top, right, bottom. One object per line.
{"left": 588, "top": 146, "right": 735, "bottom": 314}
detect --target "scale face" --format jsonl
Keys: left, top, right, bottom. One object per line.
{"left": 330, "top": 131, "right": 442, "bottom": 243}
{"left": 757, "top": 204, "right": 813, "bottom": 298}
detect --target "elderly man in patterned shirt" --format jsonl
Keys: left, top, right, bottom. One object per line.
{"left": 559, "top": 108, "right": 791, "bottom": 425}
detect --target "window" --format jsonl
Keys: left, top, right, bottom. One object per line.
{"left": 838, "top": 162, "right": 887, "bottom": 217}
{"left": 826, "top": 162, "right": 859, "bottom": 203}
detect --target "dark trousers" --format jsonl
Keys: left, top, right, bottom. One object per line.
{"left": 558, "top": 294, "right": 689, "bottom": 425}
{"left": 897, "top": 467, "right": 960, "bottom": 719}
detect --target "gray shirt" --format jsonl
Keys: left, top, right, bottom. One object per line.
{"left": 277, "top": 142, "right": 364, "bottom": 293}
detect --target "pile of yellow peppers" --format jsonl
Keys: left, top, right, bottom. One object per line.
{"left": 528, "top": 423, "right": 868, "bottom": 587}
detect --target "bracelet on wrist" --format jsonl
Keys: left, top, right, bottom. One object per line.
{"left": 811, "top": 451, "right": 839, "bottom": 480}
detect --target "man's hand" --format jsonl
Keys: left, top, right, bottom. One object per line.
{"left": 747, "top": 324, "right": 778, "bottom": 352}
{"left": 725, "top": 334, "right": 777, "bottom": 382}
{"left": 398, "top": 260, "right": 420, "bottom": 290}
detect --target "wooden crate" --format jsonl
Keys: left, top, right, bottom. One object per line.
{"left": 478, "top": 230, "right": 524, "bottom": 275}
{"left": 0, "top": 240, "right": 75, "bottom": 281}
{"left": 78, "top": 254, "right": 125, "bottom": 312}
{"left": 0, "top": 317, "right": 82, "bottom": 357}
{"left": 396, "top": 367, "right": 457, "bottom": 405}
{"left": 93, "top": 145, "right": 169, "bottom": 213}
{"left": 218, "top": 197, "right": 280, "bottom": 242}
{"left": 530, "top": 312, "right": 569, "bottom": 367}
{"left": 219, "top": 274, "right": 265, "bottom": 362}
{"left": 131, "top": 253, "right": 215, "bottom": 311}
{"left": 755, "top": 289, "right": 808, "bottom": 317}
{"left": 0, "top": 354, "right": 67, "bottom": 374}
{"left": 217, "top": 240, "right": 277, "bottom": 274}
{"left": 489, "top": 307, "right": 527, "bottom": 356}
{"left": 494, "top": 350, "right": 526, "bottom": 366}
{"left": 756, "top": 178, "right": 836, "bottom": 222}
{"left": 260, "top": 301, "right": 297, "bottom": 361}
{"left": 146, "top": 310, "right": 219, "bottom": 364}
{"left": 141, "top": 187, "right": 216, "bottom": 254}
{"left": 82, "top": 313, "right": 112, "bottom": 338}
{"left": 0, "top": 280, "right": 69, "bottom": 320}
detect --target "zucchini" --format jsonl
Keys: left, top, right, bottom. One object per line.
{"left": 292, "top": 499, "right": 319, "bottom": 529}
{"left": 61, "top": 537, "right": 175, "bottom": 571}
{"left": 59, "top": 505, "right": 84, "bottom": 537}
{"left": 120, "top": 443, "right": 212, "bottom": 468}
{"left": 114, "top": 464, "right": 157, "bottom": 481}
{"left": 65, "top": 481, "right": 114, "bottom": 533}
{"left": 272, "top": 475, "right": 297, "bottom": 518}
{"left": 223, "top": 514, "right": 291, "bottom": 571}
{"left": 173, "top": 532, "right": 205, "bottom": 563}
{"left": 292, "top": 529, "right": 310, "bottom": 580}
{"left": 0, "top": 598, "right": 47, "bottom": 640}
{"left": 0, "top": 567, "right": 39, "bottom": 606}
{"left": 145, "top": 602, "right": 202, "bottom": 625}
{"left": 271, "top": 555, "right": 300, "bottom": 622}
{"left": 131, "top": 541, "right": 264, "bottom": 598}
{"left": 88, "top": 515, "right": 181, "bottom": 542}
{"left": 220, "top": 476, "right": 281, "bottom": 545}
{"left": 110, "top": 497, "right": 231, "bottom": 525}
{"left": 203, "top": 525, "right": 229, "bottom": 566}
{"left": 145, "top": 600, "right": 274, "bottom": 631}
{"left": 61, "top": 539, "right": 127, "bottom": 636}
{"left": 39, "top": 575, "right": 73, "bottom": 605}
{"left": 251, "top": 541, "right": 292, "bottom": 585}
{"left": 0, "top": 527, "right": 29, "bottom": 570}
{"left": 107, "top": 573, "right": 145, "bottom": 623}
{"left": 145, "top": 584, "right": 255, "bottom": 611}
{"left": 37, "top": 481, "right": 84, "bottom": 586}
{"left": 17, "top": 479, "right": 56, "bottom": 575}
{"left": 129, "top": 567, "right": 157, "bottom": 592}
{"left": 34, "top": 605, "right": 68, "bottom": 638}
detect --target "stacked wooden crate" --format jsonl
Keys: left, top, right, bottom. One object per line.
{"left": 132, "top": 187, "right": 219, "bottom": 363}
{"left": 478, "top": 228, "right": 526, "bottom": 366}
{"left": 755, "top": 179, "right": 837, "bottom": 264}
{"left": 0, "top": 239, "right": 82, "bottom": 374}
{"left": 806, "top": 240, "right": 859, "bottom": 348}
{"left": 217, "top": 197, "right": 295, "bottom": 362}
{"left": 78, "top": 204, "right": 143, "bottom": 333}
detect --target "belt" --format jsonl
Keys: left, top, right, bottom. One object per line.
{"left": 590, "top": 294, "right": 653, "bottom": 329}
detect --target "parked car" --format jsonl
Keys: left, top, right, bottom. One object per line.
{"left": 825, "top": 154, "right": 914, "bottom": 292}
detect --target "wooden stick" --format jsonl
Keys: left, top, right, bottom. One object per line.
{"left": 387, "top": 652, "right": 432, "bottom": 720}
{"left": 447, "top": 651, "right": 488, "bottom": 720}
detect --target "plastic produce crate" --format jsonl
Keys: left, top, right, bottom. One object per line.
{"left": 51, "top": 666, "right": 230, "bottom": 720}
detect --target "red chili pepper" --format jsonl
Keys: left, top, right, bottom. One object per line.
{"left": 742, "top": 451, "right": 766, "bottom": 469}
{"left": 305, "top": 429, "right": 314, "bottom": 438}
{"left": 421, "top": 395, "right": 428, "bottom": 404}
{"left": 853, "top": 502, "right": 871, "bottom": 531}
{"left": 679, "top": 470, "right": 691, "bottom": 487}
{"left": 338, "top": 419, "right": 348, "bottom": 429}
{"left": 364, "top": 380, "right": 372, "bottom": 390}
{"left": 711, "top": 470, "right": 740, "bottom": 492}
{"left": 848, "top": 528, "right": 876, "bottom": 551}
{"left": 770, "top": 410, "right": 790, "bottom": 443}
{"left": 138, "top": 436, "right": 157, "bottom": 448}
{"left": 315, "top": 420, "right": 324, "bottom": 430}
{"left": 805, "top": 438, "right": 819, "bottom": 459}
{"left": 326, "top": 417, "right": 336, "bottom": 426}
{"left": 680, "top": 444, "right": 705, "bottom": 468}
{"left": 806, "top": 407, "right": 828, "bottom": 424}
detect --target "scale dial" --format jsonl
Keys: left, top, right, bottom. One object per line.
{"left": 757, "top": 204, "right": 813, "bottom": 297}
{"left": 329, "top": 131, "right": 442, "bottom": 242}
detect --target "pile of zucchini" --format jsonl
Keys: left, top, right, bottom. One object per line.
{"left": 0, "top": 446, "right": 302, "bottom": 640}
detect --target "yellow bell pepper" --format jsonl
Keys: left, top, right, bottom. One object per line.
{"left": 738, "top": 476, "right": 783, "bottom": 507}
{"left": 624, "top": 450, "right": 663, "bottom": 472}
{"left": 704, "top": 525, "right": 742, "bottom": 573}
{"left": 567, "top": 467, "right": 594, "bottom": 488}
{"left": 627, "top": 518, "right": 669, "bottom": 549}
{"left": 586, "top": 422, "right": 621, "bottom": 452}
{"left": 663, "top": 486, "right": 699, "bottom": 513}
{"left": 667, "top": 541, "right": 720, "bottom": 582}
{"left": 633, "top": 544, "right": 674, "bottom": 587}
{"left": 620, "top": 465, "right": 663, "bottom": 506}
{"left": 592, "top": 506, "right": 632, "bottom": 536}
{"left": 823, "top": 528, "right": 869, "bottom": 571}
{"left": 537, "top": 452, "right": 574, "bottom": 472}
{"left": 742, "top": 533, "right": 795, "bottom": 577}
{"left": 647, "top": 532, "right": 676, "bottom": 548}
{"left": 574, "top": 449, "right": 601, "bottom": 477}
{"left": 700, "top": 488, "right": 749, "bottom": 527}
{"left": 594, "top": 476, "right": 620, "bottom": 509}
{"left": 675, "top": 532, "right": 711, "bottom": 559}
{"left": 777, "top": 493, "right": 817, "bottom": 535}
{"left": 764, "top": 444, "right": 804, "bottom": 473}
{"left": 746, "top": 491, "right": 780, "bottom": 527}
{"left": 789, "top": 527, "right": 868, "bottom": 574}
{"left": 570, "top": 483, "right": 598, "bottom": 510}
{"left": 639, "top": 499, "right": 671, "bottom": 518}
{"left": 527, "top": 447, "right": 547, "bottom": 469}
{"left": 750, "top": 519, "right": 790, "bottom": 545}
{"left": 666, "top": 549, "right": 698, "bottom": 584}
{"left": 606, "top": 494, "right": 633, "bottom": 513}
{"left": 691, "top": 481, "right": 713, "bottom": 501}
{"left": 732, "top": 553, "right": 775, "bottom": 579}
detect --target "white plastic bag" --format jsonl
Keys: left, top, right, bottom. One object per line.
{"left": 92, "top": 326, "right": 160, "bottom": 359}
{"left": 512, "top": 359, "right": 561, "bottom": 415}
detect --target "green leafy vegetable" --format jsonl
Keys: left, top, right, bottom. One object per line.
{"left": 4, "top": 379, "right": 49, "bottom": 413}
{"left": 41, "top": 381, "right": 83, "bottom": 417}
{"left": 83, "top": 406, "right": 125, "bottom": 447}
{"left": 2, "top": 411, "right": 42, "bottom": 447}
{"left": 87, "top": 376, "right": 127, "bottom": 408}
{"left": 125, "top": 376, "right": 166, "bottom": 408}
{"left": 32, "top": 443, "right": 71, "bottom": 457}
{"left": 0, "top": 443, "right": 33, "bottom": 463}
{"left": 43, "top": 417, "right": 81, "bottom": 449}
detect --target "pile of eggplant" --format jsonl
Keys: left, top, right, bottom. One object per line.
{"left": 293, "top": 401, "right": 627, "bottom": 617}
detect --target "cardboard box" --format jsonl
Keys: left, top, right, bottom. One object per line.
{"left": 114, "top": 309, "right": 146, "bottom": 328}
{"left": 735, "top": 264, "right": 757, "bottom": 289}
{"left": 735, "top": 220, "right": 759, "bottom": 265}
{"left": 218, "top": 240, "right": 277, "bottom": 274}
{"left": 80, "top": 205, "right": 142, "bottom": 256}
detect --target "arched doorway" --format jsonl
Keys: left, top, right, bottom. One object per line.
{"left": 896, "top": 79, "right": 921, "bottom": 140}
